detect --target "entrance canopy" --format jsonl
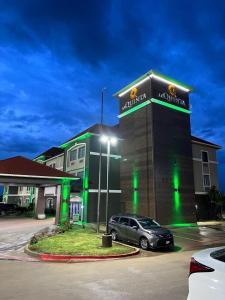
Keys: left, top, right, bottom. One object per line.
{"left": 0, "top": 156, "right": 79, "bottom": 186}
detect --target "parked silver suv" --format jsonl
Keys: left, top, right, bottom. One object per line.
{"left": 108, "top": 214, "right": 174, "bottom": 250}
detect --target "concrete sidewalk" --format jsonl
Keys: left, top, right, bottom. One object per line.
{"left": 0, "top": 217, "right": 54, "bottom": 260}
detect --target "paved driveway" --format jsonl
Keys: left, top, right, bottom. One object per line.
{"left": 0, "top": 217, "right": 54, "bottom": 256}
{"left": 0, "top": 250, "right": 194, "bottom": 300}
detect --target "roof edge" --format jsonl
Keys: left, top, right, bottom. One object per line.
{"left": 191, "top": 138, "right": 221, "bottom": 149}
{"left": 113, "top": 69, "right": 193, "bottom": 97}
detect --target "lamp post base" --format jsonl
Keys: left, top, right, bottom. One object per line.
{"left": 102, "top": 234, "right": 112, "bottom": 247}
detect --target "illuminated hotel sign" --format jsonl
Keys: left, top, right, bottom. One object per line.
{"left": 119, "top": 78, "right": 151, "bottom": 114}
{"left": 121, "top": 87, "right": 147, "bottom": 112}
{"left": 116, "top": 71, "right": 191, "bottom": 118}
{"left": 158, "top": 85, "right": 186, "bottom": 107}
{"left": 151, "top": 77, "right": 189, "bottom": 110}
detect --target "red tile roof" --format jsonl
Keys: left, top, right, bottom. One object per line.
{"left": 0, "top": 156, "right": 78, "bottom": 179}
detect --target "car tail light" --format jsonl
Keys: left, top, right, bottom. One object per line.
{"left": 189, "top": 257, "right": 214, "bottom": 276}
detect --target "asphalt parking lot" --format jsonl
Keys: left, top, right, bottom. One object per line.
{"left": 0, "top": 217, "right": 225, "bottom": 258}
{"left": 0, "top": 217, "right": 225, "bottom": 300}
{"left": 121, "top": 223, "right": 225, "bottom": 257}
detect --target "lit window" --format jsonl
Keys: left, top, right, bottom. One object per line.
{"left": 70, "top": 149, "right": 77, "bottom": 161}
{"left": 78, "top": 147, "right": 85, "bottom": 159}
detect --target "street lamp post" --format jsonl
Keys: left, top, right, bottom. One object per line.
{"left": 105, "top": 139, "right": 110, "bottom": 234}
{"left": 97, "top": 89, "right": 106, "bottom": 234}
{"left": 100, "top": 135, "right": 117, "bottom": 235}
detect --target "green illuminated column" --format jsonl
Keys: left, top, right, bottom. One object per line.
{"left": 173, "top": 162, "right": 181, "bottom": 223}
{"left": 29, "top": 187, "right": 35, "bottom": 204}
{"left": 133, "top": 164, "right": 139, "bottom": 214}
{"left": 82, "top": 167, "right": 89, "bottom": 224}
{"left": 60, "top": 179, "right": 71, "bottom": 225}
{"left": 3, "top": 185, "right": 8, "bottom": 203}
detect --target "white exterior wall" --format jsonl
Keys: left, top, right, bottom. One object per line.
{"left": 45, "top": 154, "right": 64, "bottom": 170}
{"left": 65, "top": 143, "right": 86, "bottom": 176}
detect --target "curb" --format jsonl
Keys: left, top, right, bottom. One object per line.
{"left": 25, "top": 243, "right": 140, "bottom": 262}
{"left": 0, "top": 254, "right": 40, "bottom": 262}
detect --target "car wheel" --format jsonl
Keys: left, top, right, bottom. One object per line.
{"left": 140, "top": 237, "right": 149, "bottom": 250}
{"left": 168, "top": 243, "right": 174, "bottom": 251}
{"left": 111, "top": 230, "right": 117, "bottom": 241}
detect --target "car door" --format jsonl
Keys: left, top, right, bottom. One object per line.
{"left": 126, "top": 219, "right": 140, "bottom": 244}
{"left": 117, "top": 217, "right": 130, "bottom": 241}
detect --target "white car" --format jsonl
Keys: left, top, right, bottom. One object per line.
{"left": 188, "top": 246, "right": 225, "bottom": 300}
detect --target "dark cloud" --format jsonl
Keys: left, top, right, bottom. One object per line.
{"left": 0, "top": 0, "right": 225, "bottom": 191}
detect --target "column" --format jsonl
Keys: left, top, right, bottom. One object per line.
{"left": 60, "top": 180, "right": 71, "bottom": 225}
{"left": 55, "top": 185, "right": 61, "bottom": 225}
{"left": 34, "top": 187, "right": 46, "bottom": 220}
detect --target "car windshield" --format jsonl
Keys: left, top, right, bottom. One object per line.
{"left": 138, "top": 218, "right": 160, "bottom": 229}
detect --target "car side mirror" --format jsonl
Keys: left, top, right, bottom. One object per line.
{"left": 132, "top": 226, "right": 138, "bottom": 230}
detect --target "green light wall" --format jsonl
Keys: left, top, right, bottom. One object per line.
{"left": 3, "top": 186, "right": 8, "bottom": 203}
{"left": 60, "top": 179, "right": 71, "bottom": 225}
{"left": 151, "top": 98, "right": 191, "bottom": 114}
{"left": 29, "top": 187, "right": 34, "bottom": 204}
{"left": 169, "top": 223, "right": 196, "bottom": 227}
{"left": 82, "top": 166, "right": 89, "bottom": 223}
{"left": 118, "top": 100, "right": 151, "bottom": 118}
{"left": 60, "top": 132, "right": 93, "bottom": 149}
{"left": 173, "top": 162, "right": 181, "bottom": 223}
{"left": 118, "top": 98, "right": 190, "bottom": 119}
{"left": 133, "top": 164, "right": 138, "bottom": 213}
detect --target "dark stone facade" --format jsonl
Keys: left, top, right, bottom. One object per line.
{"left": 118, "top": 76, "right": 196, "bottom": 224}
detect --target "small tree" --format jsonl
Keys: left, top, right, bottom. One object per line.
{"left": 208, "top": 186, "right": 224, "bottom": 220}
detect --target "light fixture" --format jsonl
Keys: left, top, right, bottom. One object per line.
{"left": 118, "top": 76, "right": 150, "bottom": 97}
{"left": 150, "top": 74, "right": 190, "bottom": 93}
{"left": 100, "top": 135, "right": 108, "bottom": 143}
{"left": 110, "top": 137, "right": 117, "bottom": 145}
{"left": 100, "top": 135, "right": 118, "bottom": 145}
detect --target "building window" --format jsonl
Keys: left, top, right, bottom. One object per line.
{"left": 77, "top": 171, "right": 84, "bottom": 179}
{"left": 202, "top": 151, "right": 209, "bottom": 162}
{"left": 49, "top": 163, "right": 56, "bottom": 169}
{"left": 70, "top": 149, "right": 77, "bottom": 162}
{"left": 202, "top": 162, "right": 210, "bottom": 174}
{"left": 78, "top": 146, "right": 85, "bottom": 159}
{"left": 203, "top": 175, "right": 210, "bottom": 187}
{"left": 19, "top": 186, "right": 23, "bottom": 192}
{"left": 201, "top": 150, "right": 211, "bottom": 192}
{"left": 27, "top": 187, "right": 31, "bottom": 192}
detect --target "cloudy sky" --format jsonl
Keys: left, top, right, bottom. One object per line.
{"left": 0, "top": 0, "right": 225, "bottom": 191}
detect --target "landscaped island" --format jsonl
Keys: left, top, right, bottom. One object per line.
{"left": 29, "top": 225, "right": 134, "bottom": 256}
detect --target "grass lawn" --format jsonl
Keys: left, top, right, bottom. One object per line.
{"left": 29, "top": 225, "right": 133, "bottom": 256}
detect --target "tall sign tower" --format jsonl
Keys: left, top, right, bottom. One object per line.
{"left": 114, "top": 70, "right": 196, "bottom": 224}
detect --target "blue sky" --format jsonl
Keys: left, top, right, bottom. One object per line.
{"left": 0, "top": 0, "right": 225, "bottom": 191}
